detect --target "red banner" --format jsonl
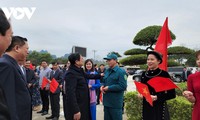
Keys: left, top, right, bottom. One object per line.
{"left": 155, "top": 17, "right": 172, "bottom": 71}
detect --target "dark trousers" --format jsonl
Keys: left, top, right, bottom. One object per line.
{"left": 96, "top": 88, "right": 100, "bottom": 104}
{"left": 50, "top": 93, "right": 60, "bottom": 118}
{"left": 104, "top": 106, "right": 122, "bottom": 120}
{"left": 62, "top": 94, "right": 67, "bottom": 119}
{"left": 40, "top": 88, "right": 49, "bottom": 112}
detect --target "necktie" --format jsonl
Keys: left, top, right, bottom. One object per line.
{"left": 20, "top": 66, "right": 25, "bottom": 75}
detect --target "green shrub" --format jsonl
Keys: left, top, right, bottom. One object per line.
{"left": 124, "top": 92, "right": 142, "bottom": 120}
{"left": 125, "top": 91, "right": 192, "bottom": 120}
{"left": 176, "top": 82, "right": 187, "bottom": 96}
{"left": 168, "top": 96, "right": 192, "bottom": 120}
{"left": 139, "top": 64, "right": 148, "bottom": 70}
{"left": 168, "top": 59, "right": 181, "bottom": 67}
{"left": 124, "top": 48, "right": 147, "bottom": 55}
{"left": 120, "top": 54, "right": 147, "bottom": 65}
{"left": 168, "top": 46, "right": 195, "bottom": 55}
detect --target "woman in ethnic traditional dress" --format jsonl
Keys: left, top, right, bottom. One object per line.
{"left": 139, "top": 51, "right": 176, "bottom": 120}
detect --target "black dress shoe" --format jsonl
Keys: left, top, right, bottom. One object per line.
{"left": 37, "top": 110, "right": 43, "bottom": 113}
{"left": 46, "top": 115, "right": 54, "bottom": 119}
{"left": 52, "top": 117, "right": 59, "bottom": 120}
{"left": 41, "top": 111, "right": 48, "bottom": 116}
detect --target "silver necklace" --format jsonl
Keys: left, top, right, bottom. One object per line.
{"left": 145, "top": 69, "right": 162, "bottom": 78}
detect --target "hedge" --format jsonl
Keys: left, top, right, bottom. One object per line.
{"left": 176, "top": 82, "right": 187, "bottom": 96}
{"left": 119, "top": 54, "right": 147, "bottom": 65}
{"left": 124, "top": 48, "right": 147, "bottom": 55}
{"left": 168, "top": 46, "right": 195, "bottom": 55}
{"left": 124, "top": 92, "right": 142, "bottom": 120}
{"left": 124, "top": 89, "right": 192, "bottom": 120}
{"left": 168, "top": 96, "right": 192, "bottom": 120}
{"left": 168, "top": 59, "right": 181, "bottom": 67}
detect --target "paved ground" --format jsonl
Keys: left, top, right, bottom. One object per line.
{"left": 32, "top": 75, "right": 136, "bottom": 120}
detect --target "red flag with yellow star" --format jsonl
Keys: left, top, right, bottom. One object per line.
{"left": 147, "top": 77, "right": 179, "bottom": 92}
{"left": 134, "top": 81, "right": 153, "bottom": 106}
{"left": 50, "top": 78, "right": 59, "bottom": 93}
{"left": 41, "top": 77, "right": 49, "bottom": 90}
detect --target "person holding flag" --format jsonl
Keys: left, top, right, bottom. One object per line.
{"left": 37, "top": 61, "right": 52, "bottom": 115}
{"left": 46, "top": 62, "right": 63, "bottom": 120}
{"left": 139, "top": 51, "right": 176, "bottom": 120}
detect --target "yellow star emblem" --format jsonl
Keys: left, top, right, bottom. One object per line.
{"left": 142, "top": 88, "right": 149, "bottom": 95}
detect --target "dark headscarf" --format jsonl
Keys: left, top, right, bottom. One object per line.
{"left": 147, "top": 51, "right": 163, "bottom": 64}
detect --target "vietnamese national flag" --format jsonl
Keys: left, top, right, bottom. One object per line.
{"left": 41, "top": 77, "right": 49, "bottom": 89}
{"left": 147, "top": 77, "right": 179, "bottom": 92}
{"left": 134, "top": 81, "right": 153, "bottom": 106}
{"left": 29, "top": 64, "right": 33, "bottom": 70}
{"left": 100, "top": 91, "right": 103, "bottom": 103}
{"left": 155, "top": 17, "right": 172, "bottom": 71}
{"left": 50, "top": 78, "right": 59, "bottom": 93}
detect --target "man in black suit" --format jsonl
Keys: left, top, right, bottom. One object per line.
{"left": 61, "top": 61, "right": 70, "bottom": 119}
{"left": 24, "top": 60, "right": 37, "bottom": 108}
{"left": 25, "top": 60, "right": 36, "bottom": 90}
{"left": 46, "top": 62, "right": 63, "bottom": 120}
{"left": 0, "top": 36, "right": 31, "bottom": 120}
{"left": 182, "top": 67, "right": 192, "bottom": 82}
{"left": 0, "top": 8, "right": 13, "bottom": 120}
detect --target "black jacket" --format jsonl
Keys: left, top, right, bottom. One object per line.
{"left": 26, "top": 68, "right": 36, "bottom": 86}
{"left": 0, "top": 86, "right": 10, "bottom": 120}
{"left": 141, "top": 68, "right": 176, "bottom": 120}
{"left": 64, "top": 65, "right": 101, "bottom": 120}
{"left": 0, "top": 54, "right": 31, "bottom": 120}
{"left": 182, "top": 70, "right": 192, "bottom": 81}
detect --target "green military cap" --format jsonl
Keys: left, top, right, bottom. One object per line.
{"left": 103, "top": 53, "right": 118, "bottom": 60}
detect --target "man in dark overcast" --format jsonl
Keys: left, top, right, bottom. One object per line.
{"left": 0, "top": 8, "right": 13, "bottom": 120}
{"left": 0, "top": 36, "right": 31, "bottom": 120}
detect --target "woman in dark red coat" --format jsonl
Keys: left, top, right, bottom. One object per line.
{"left": 183, "top": 50, "right": 200, "bottom": 120}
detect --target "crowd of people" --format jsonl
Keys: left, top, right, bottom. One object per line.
{"left": 0, "top": 11, "right": 127, "bottom": 120}
{"left": 1, "top": 8, "right": 200, "bottom": 120}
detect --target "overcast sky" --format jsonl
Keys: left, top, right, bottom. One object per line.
{"left": 1, "top": 0, "right": 200, "bottom": 59}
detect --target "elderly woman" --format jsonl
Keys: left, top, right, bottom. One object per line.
{"left": 139, "top": 51, "right": 176, "bottom": 120}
